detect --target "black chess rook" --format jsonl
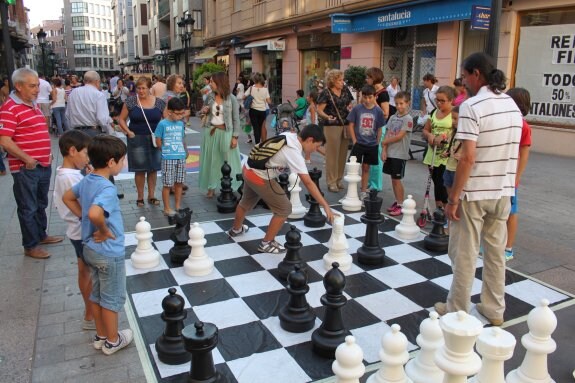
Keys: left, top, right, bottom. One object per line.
{"left": 277, "top": 225, "right": 308, "bottom": 280}
{"left": 279, "top": 264, "right": 316, "bottom": 333}
{"left": 183, "top": 321, "right": 228, "bottom": 383}
{"left": 423, "top": 207, "right": 449, "bottom": 252}
{"left": 357, "top": 189, "right": 385, "bottom": 265}
{"left": 303, "top": 167, "right": 326, "bottom": 228}
{"left": 155, "top": 288, "right": 191, "bottom": 365}
{"left": 169, "top": 208, "right": 193, "bottom": 264}
{"left": 216, "top": 161, "right": 238, "bottom": 214}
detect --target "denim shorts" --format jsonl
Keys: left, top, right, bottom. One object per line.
{"left": 83, "top": 246, "right": 126, "bottom": 312}
{"left": 70, "top": 239, "right": 85, "bottom": 261}
{"left": 510, "top": 187, "right": 518, "bottom": 215}
{"left": 443, "top": 169, "right": 455, "bottom": 188}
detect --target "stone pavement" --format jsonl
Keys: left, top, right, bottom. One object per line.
{"left": 0, "top": 117, "right": 573, "bottom": 382}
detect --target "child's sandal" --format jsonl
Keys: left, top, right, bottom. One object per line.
{"left": 147, "top": 198, "right": 160, "bottom": 206}
{"left": 136, "top": 199, "right": 145, "bottom": 207}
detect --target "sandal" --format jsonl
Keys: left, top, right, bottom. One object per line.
{"left": 257, "top": 240, "right": 286, "bottom": 254}
{"left": 148, "top": 198, "right": 160, "bottom": 206}
{"left": 136, "top": 199, "right": 145, "bottom": 207}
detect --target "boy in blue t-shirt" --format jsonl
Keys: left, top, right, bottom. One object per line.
{"left": 63, "top": 135, "right": 132, "bottom": 356}
{"left": 155, "top": 97, "right": 189, "bottom": 216}
{"left": 346, "top": 85, "right": 385, "bottom": 199}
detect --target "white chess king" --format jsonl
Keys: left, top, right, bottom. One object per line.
{"left": 342, "top": 156, "right": 362, "bottom": 212}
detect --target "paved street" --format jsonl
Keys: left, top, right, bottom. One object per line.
{"left": 0, "top": 117, "right": 573, "bottom": 382}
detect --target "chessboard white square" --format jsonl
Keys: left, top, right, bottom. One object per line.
{"left": 226, "top": 270, "right": 284, "bottom": 297}
{"left": 384, "top": 229, "right": 425, "bottom": 243}
{"left": 368, "top": 264, "right": 427, "bottom": 288}
{"left": 132, "top": 286, "right": 191, "bottom": 317}
{"left": 208, "top": 243, "right": 250, "bottom": 262}
{"left": 351, "top": 322, "right": 418, "bottom": 364}
{"left": 307, "top": 259, "right": 364, "bottom": 278}
{"left": 153, "top": 239, "right": 176, "bottom": 255}
{"left": 356, "top": 290, "right": 423, "bottom": 321}
{"left": 435, "top": 254, "right": 484, "bottom": 268}
{"left": 431, "top": 274, "right": 483, "bottom": 296}
{"left": 288, "top": 219, "right": 330, "bottom": 233}
{"left": 226, "top": 348, "right": 311, "bottom": 383}
{"left": 384, "top": 244, "right": 432, "bottom": 264}
{"left": 306, "top": 279, "right": 352, "bottom": 308}
{"left": 124, "top": 232, "right": 138, "bottom": 247}
{"left": 170, "top": 266, "right": 224, "bottom": 286}
{"left": 125, "top": 255, "right": 169, "bottom": 277}
{"left": 192, "top": 298, "right": 259, "bottom": 329}
{"left": 228, "top": 227, "right": 267, "bottom": 243}
{"left": 249, "top": 252, "right": 285, "bottom": 270}
{"left": 343, "top": 223, "right": 367, "bottom": 238}
{"left": 245, "top": 213, "right": 274, "bottom": 227}
{"left": 200, "top": 221, "right": 227, "bottom": 235}
{"left": 347, "top": 238, "right": 364, "bottom": 254}
{"left": 260, "top": 316, "right": 321, "bottom": 348}
{"left": 273, "top": 231, "right": 320, "bottom": 248}
{"left": 505, "top": 279, "right": 569, "bottom": 307}
{"left": 149, "top": 343, "right": 225, "bottom": 379}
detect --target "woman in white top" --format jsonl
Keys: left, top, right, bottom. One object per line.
{"left": 245, "top": 72, "right": 271, "bottom": 144}
{"left": 386, "top": 76, "right": 401, "bottom": 117}
{"left": 50, "top": 78, "right": 69, "bottom": 136}
{"left": 421, "top": 73, "right": 439, "bottom": 115}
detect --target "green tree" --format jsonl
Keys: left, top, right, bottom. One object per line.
{"left": 344, "top": 65, "right": 367, "bottom": 100}
{"left": 192, "top": 63, "right": 225, "bottom": 91}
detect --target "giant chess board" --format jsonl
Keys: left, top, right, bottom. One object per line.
{"left": 124, "top": 206, "right": 574, "bottom": 382}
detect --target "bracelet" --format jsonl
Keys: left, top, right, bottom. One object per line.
{"left": 447, "top": 199, "right": 459, "bottom": 205}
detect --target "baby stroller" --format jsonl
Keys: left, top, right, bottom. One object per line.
{"left": 270, "top": 102, "right": 299, "bottom": 135}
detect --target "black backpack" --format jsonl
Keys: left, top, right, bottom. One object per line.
{"left": 247, "top": 135, "right": 288, "bottom": 170}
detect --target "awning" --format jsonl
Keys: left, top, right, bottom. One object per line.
{"left": 193, "top": 48, "right": 218, "bottom": 61}
{"left": 244, "top": 38, "right": 285, "bottom": 51}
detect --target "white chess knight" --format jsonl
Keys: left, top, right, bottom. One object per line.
{"left": 471, "top": 327, "right": 516, "bottom": 383}
{"left": 405, "top": 312, "right": 445, "bottom": 383}
{"left": 183, "top": 222, "right": 214, "bottom": 277}
{"left": 341, "top": 156, "right": 362, "bottom": 212}
{"left": 332, "top": 335, "right": 366, "bottom": 383}
{"left": 367, "top": 324, "right": 413, "bottom": 383}
{"left": 506, "top": 299, "right": 557, "bottom": 383}
{"left": 130, "top": 216, "right": 161, "bottom": 269}
{"left": 394, "top": 195, "right": 420, "bottom": 240}
{"left": 288, "top": 172, "right": 307, "bottom": 219}
{"left": 323, "top": 214, "right": 352, "bottom": 271}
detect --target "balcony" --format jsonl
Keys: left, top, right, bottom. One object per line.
{"left": 159, "top": 36, "right": 171, "bottom": 50}
{"left": 158, "top": 0, "right": 170, "bottom": 21}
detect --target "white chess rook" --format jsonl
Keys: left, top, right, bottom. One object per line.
{"left": 405, "top": 312, "right": 445, "bottom": 383}
{"left": 333, "top": 335, "right": 366, "bottom": 383}
{"left": 288, "top": 172, "right": 307, "bottom": 219}
{"left": 472, "top": 327, "right": 516, "bottom": 383}
{"left": 506, "top": 299, "right": 557, "bottom": 383}
{"left": 342, "top": 156, "right": 362, "bottom": 212}
{"left": 367, "top": 324, "right": 413, "bottom": 383}
{"left": 130, "top": 216, "right": 161, "bottom": 269}
{"left": 183, "top": 222, "right": 214, "bottom": 277}
{"left": 394, "top": 195, "right": 420, "bottom": 240}
{"left": 323, "top": 214, "right": 352, "bottom": 271}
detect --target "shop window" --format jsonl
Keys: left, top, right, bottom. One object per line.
{"left": 301, "top": 50, "right": 341, "bottom": 95}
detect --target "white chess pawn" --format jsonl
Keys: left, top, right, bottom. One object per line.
{"left": 288, "top": 172, "right": 307, "bottom": 219}
{"left": 506, "top": 299, "right": 557, "bottom": 383}
{"left": 434, "top": 311, "right": 482, "bottom": 383}
{"left": 342, "top": 156, "right": 362, "bottom": 212}
{"left": 405, "top": 312, "right": 445, "bottom": 383}
{"left": 471, "top": 327, "right": 516, "bottom": 383}
{"left": 367, "top": 324, "right": 413, "bottom": 383}
{"left": 323, "top": 214, "right": 352, "bottom": 271}
{"left": 130, "top": 216, "right": 160, "bottom": 269}
{"left": 394, "top": 195, "right": 420, "bottom": 240}
{"left": 183, "top": 222, "right": 214, "bottom": 277}
{"left": 332, "top": 335, "right": 366, "bottom": 383}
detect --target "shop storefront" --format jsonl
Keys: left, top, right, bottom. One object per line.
{"left": 245, "top": 38, "right": 285, "bottom": 104}
{"left": 298, "top": 33, "right": 341, "bottom": 95}
{"left": 233, "top": 47, "right": 252, "bottom": 79}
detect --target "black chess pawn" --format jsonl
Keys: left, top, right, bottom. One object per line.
{"left": 216, "top": 161, "right": 238, "bottom": 214}
{"left": 303, "top": 168, "right": 326, "bottom": 228}
{"left": 278, "top": 172, "right": 290, "bottom": 199}
{"left": 357, "top": 189, "right": 386, "bottom": 265}
{"left": 182, "top": 321, "right": 227, "bottom": 383}
{"left": 278, "top": 226, "right": 307, "bottom": 280}
{"left": 169, "top": 208, "right": 193, "bottom": 265}
{"left": 311, "top": 262, "right": 351, "bottom": 358}
{"left": 279, "top": 264, "right": 316, "bottom": 333}
{"left": 155, "top": 288, "right": 191, "bottom": 365}
{"left": 423, "top": 207, "right": 449, "bottom": 252}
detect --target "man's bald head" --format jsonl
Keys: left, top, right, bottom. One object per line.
{"left": 83, "top": 71, "right": 101, "bottom": 85}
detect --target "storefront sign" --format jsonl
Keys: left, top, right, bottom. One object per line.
{"left": 515, "top": 24, "right": 575, "bottom": 125}
{"left": 470, "top": 5, "right": 490, "bottom": 30}
{"left": 331, "top": 0, "right": 490, "bottom": 33}
{"left": 267, "top": 40, "right": 285, "bottom": 51}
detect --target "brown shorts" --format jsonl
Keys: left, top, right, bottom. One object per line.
{"left": 239, "top": 167, "right": 291, "bottom": 217}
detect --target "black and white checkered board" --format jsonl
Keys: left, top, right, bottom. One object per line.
{"left": 124, "top": 206, "right": 574, "bottom": 383}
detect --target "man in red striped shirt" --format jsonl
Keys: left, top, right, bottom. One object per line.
{"left": 0, "top": 68, "right": 63, "bottom": 259}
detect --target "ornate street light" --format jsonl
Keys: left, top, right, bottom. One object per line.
{"left": 134, "top": 55, "right": 141, "bottom": 73}
{"left": 48, "top": 51, "right": 56, "bottom": 77}
{"left": 178, "top": 12, "right": 194, "bottom": 83}
{"left": 36, "top": 28, "right": 47, "bottom": 75}
{"left": 161, "top": 44, "right": 170, "bottom": 76}
{"left": 119, "top": 62, "right": 125, "bottom": 75}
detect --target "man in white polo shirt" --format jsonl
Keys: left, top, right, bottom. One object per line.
{"left": 434, "top": 52, "right": 522, "bottom": 326}
{"left": 37, "top": 73, "right": 53, "bottom": 129}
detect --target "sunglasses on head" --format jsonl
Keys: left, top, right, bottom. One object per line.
{"left": 215, "top": 105, "right": 220, "bottom": 116}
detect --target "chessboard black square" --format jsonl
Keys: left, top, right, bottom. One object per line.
{"left": 408, "top": 239, "right": 447, "bottom": 256}
{"left": 395, "top": 281, "right": 449, "bottom": 309}
{"left": 474, "top": 267, "right": 528, "bottom": 285}
{"left": 378, "top": 218, "right": 399, "bottom": 232}
{"left": 241, "top": 289, "right": 290, "bottom": 320}
{"left": 217, "top": 321, "right": 283, "bottom": 361}
{"left": 179, "top": 279, "right": 239, "bottom": 307}
{"left": 298, "top": 243, "right": 330, "bottom": 262}
{"left": 403, "top": 257, "right": 453, "bottom": 280}
{"left": 314, "top": 299, "right": 381, "bottom": 330}
{"left": 305, "top": 228, "right": 336, "bottom": 243}
{"left": 215, "top": 218, "right": 256, "bottom": 232}
{"left": 124, "top": 245, "right": 137, "bottom": 260}
{"left": 284, "top": 341, "right": 335, "bottom": 380}
{"left": 351, "top": 254, "right": 399, "bottom": 271}
{"left": 138, "top": 312, "right": 199, "bottom": 351}
{"left": 344, "top": 272, "right": 390, "bottom": 298}
{"left": 261, "top": 223, "right": 301, "bottom": 237}
{"left": 214, "top": 256, "right": 264, "bottom": 278}
{"left": 502, "top": 293, "right": 536, "bottom": 321}
{"left": 153, "top": 227, "right": 174, "bottom": 242}
{"left": 267, "top": 266, "right": 324, "bottom": 287}
{"left": 127, "top": 269, "right": 178, "bottom": 294}
{"left": 162, "top": 363, "right": 238, "bottom": 383}
{"left": 204, "top": 232, "right": 234, "bottom": 247}
{"left": 385, "top": 309, "right": 431, "bottom": 345}
{"left": 356, "top": 232, "right": 403, "bottom": 248}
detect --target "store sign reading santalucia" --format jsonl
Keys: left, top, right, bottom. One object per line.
{"left": 515, "top": 24, "right": 575, "bottom": 125}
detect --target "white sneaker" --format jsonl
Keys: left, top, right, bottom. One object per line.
{"left": 93, "top": 334, "right": 107, "bottom": 350}
{"left": 102, "top": 329, "right": 133, "bottom": 355}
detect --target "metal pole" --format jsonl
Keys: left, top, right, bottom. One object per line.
{"left": 41, "top": 45, "right": 47, "bottom": 75}
{"left": 485, "top": 0, "right": 502, "bottom": 65}
{"left": 184, "top": 38, "right": 189, "bottom": 84}
{"left": 0, "top": 1, "right": 15, "bottom": 90}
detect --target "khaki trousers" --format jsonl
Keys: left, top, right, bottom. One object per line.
{"left": 324, "top": 125, "right": 348, "bottom": 188}
{"left": 446, "top": 196, "right": 511, "bottom": 320}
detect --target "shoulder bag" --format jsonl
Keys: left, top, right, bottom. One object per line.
{"left": 138, "top": 96, "right": 158, "bottom": 148}
{"left": 328, "top": 89, "right": 349, "bottom": 140}
{"left": 243, "top": 86, "right": 254, "bottom": 110}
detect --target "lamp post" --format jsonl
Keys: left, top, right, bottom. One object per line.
{"left": 119, "top": 62, "right": 125, "bottom": 75}
{"left": 161, "top": 44, "right": 170, "bottom": 76}
{"left": 134, "top": 55, "right": 141, "bottom": 73}
{"left": 48, "top": 51, "right": 56, "bottom": 77}
{"left": 178, "top": 13, "right": 194, "bottom": 83}
{"left": 36, "top": 28, "right": 47, "bottom": 75}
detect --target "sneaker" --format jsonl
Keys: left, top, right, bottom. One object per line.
{"left": 359, "top": 191, "right": 368, "bottom": 201}
{"left": 102, "top": 329, "right": 133, "bottom": 355}
{"left": 386, "top": 201, "right": 398, "bottom": 212}
{"left": 476, "top": 303, "right": 504, "bottom": 326}
{"left": 389, "top": 205, "right": 402, "bottom": 216}
{"left": 82, "top": 319, "right": 96, "bottom": 331}
{"left": 227, "top": 224, "right": 249, "bottom": 238}
{"left": 93, "top": 334, "right": 107, "bottom": 350}
{"left": 505, "top": 248, "right": 514, "bottom": 262}
{"left": 258, "top": 240, "right": 286, "bottom": 254}
{"left": 478, "top": 244, "right": 484, "bottom": 259}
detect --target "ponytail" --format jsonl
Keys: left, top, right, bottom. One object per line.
{"left": 488, "top": 69, "right": 507, "bottom": 94}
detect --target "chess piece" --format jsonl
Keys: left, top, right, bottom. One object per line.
{"left": 472, "top": 327, "right": 516, "bottom": 383}
{"left": 304, "top": 167, "right": 326, "bottom": 227}
{"left": 434, "top": 311, "right": 483, "bottom": 383}
{"left": 130, "top": 216, "right": 161, "bottom": 269}
{"left": 357, "top": 189, "right": 385, "bottom": 265}
{"left": 216, "top": 161, "right": 238, "bottom": 213}
{"left": 367, "top": 324, "right": 413, "bottom": 383}
{"left": 312, "top": 262, "right": 351, "bottom": 358}
{"left": 183, "top": 222, "right": 214, "bottom": 277}
{"left": 423, "top": 208, "right": 449, "bottom": 252}
{"left": 323, "top": 214, "right": 352, "bottom": 271}
{"left": 394, "top": 195, "right": 420, "bottom": 240}
{"left": 182, "top": 321, "right": 227, "bottom": 383}
{"left": 279, "top": 264, "right": 316, "bottom": 333}
{"left": 405, "top": 312, "right": 445, "bottom": 383}
{"left": 341, "top": 156, "right": 362, "bottom": 212}
{"left": 332, "top": 335, "right": 366, "bottom": 383}
{"left": 235, "top": 173, "right": 244, "bottom": 197}
{"left": 278, "top": 226, "right": 307, "bottom": 280}
{"left": 169, "top": 208, "right": 193, "bottom": 265}
{"left": 155, "top": 288, "right": 191, "bottom": 365}
{"left": 506, "top": 299, "right": 557, "bottom": 383}
{"left": 278, "top": 172, "right": 290, "bottom": 199}
{"left": 288, "top": 172, "right": 307, "bottom": 219}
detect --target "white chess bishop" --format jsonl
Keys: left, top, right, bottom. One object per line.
{"left": 332, "top": 336, "right": 366, "bottom": 383}
{"left": 288, "top": 172, "right": 307, "bottom": 219}
{"left": 130, "top": 216, "right": 161, "bottom": 269}
{"left": 368, "top": 324, "right": 413, "bottom": 383}
{"left": 323, "top": 214, "right": 352, "bottom": 271}
{"left": 341, "top": 156, "right": 362, "bottom": 212}
{"left": 183, "top": 222, "right": 214, "bottom": 277}
{"left": 394, "top": 195, "right": 420, "bottom": 240}
{"left": 405, "top": 312, "right": 444, "bottom": 383}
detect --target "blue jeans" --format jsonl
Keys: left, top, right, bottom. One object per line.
{"left": 52, "top": 107, "right": 69, "bottom": 135}
{"left": 12, "top": 165, "right": 51, "bottom": 249}
{"left": 83, "top": 246, "right": 126, "bottom": 312}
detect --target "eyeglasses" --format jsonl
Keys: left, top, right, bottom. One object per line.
{"left": 215, "top": 105, "right": 220, "bottom": 116}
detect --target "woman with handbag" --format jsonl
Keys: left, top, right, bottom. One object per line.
{"left": 317, "top": 69, "right": 354, "bottom": 193}
{"left": 245, "top": 72, "right": 271, "bottom": 144}
{"left": 112, "top": 78, "right": 130, "bottom": 116}
{"left": 198, "top": 72, "right": 242, "bottom": 199}
{"left": 117, "top": 77, "right": 166, "bottom": 207}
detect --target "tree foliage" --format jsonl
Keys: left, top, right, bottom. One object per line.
{"left": 192, "top": 63, "right": 225, "bottom": 91}
{"left": 344, "top": 65, "right": 367, "bottom": 98}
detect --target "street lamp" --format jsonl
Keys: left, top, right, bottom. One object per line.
{"left": 48, "top": 51, "right": 56, "bottom": 77}
{"left": 178, "top": 13, "right": 194, "bottom": 83}
{"left": 36, "top": 28, "right": 47, "bottom": 75}
{"left": 134, "top": 55, "right": 141, "bottom": 73}
{"left": 161, "top": 44, "right": 170, "bottom": 76}
{"left": 119, "top": 62, "right": 125, "bottom": 75}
